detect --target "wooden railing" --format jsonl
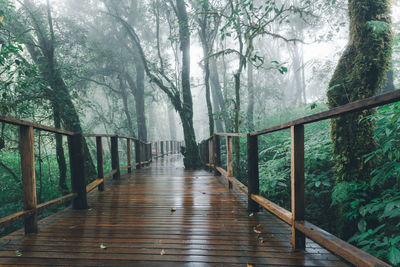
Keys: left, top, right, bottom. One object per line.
{"left": 199, "top": 89, "right": 400, "bottom": 267}
{"left": 0, "top": 115, "right": 182, "bottom": 236}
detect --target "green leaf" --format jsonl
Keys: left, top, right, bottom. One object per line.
{"left": 100, "top": 244, "right": 107, "bottom": 249}
{"left": 310, "top": 103, "right": 317, "bottom": 110}
{"left": 388, "top": 246, "right": 400, "bottom": 266}
{"left": 358, "top": 219, "right": 367, "bottom": 233}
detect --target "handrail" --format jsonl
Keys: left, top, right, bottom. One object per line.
{"left": 199, "top": 90, "right": 400, "bottom": 267}
{"left": 251, "top": 88, "right": 400, "bottom": 136}
{"left": 0, "top": 114, "right": 183, "bottom": 236}
{"left": 0, "top": 193, "right": 77, "bottom": 231}
{"left": 0, "top": 115, "right": 75, "bottom": 136}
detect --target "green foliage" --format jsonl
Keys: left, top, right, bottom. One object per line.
{"left": 344, "top": 102, "right": 400, "bottom": 266}
{"left": 254, "top": 101, "right": 399, "bottom": 265}
{"left": 259, "top": 135, "right": 291, "bottom": 209}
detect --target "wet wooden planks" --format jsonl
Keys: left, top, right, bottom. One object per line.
{"left": 0, "top": 155, "right": 348, "bottom": 266}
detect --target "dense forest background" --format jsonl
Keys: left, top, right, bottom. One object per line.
{"left": 0, "top": 0, "right": 399, "bottom": 265}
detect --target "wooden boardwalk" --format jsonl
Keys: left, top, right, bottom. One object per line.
{"left": 0, "top": 155, "right": 348, "bottom": 266}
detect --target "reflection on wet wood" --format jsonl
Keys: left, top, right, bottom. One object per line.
{"left": 0, "top": 155, "right": 348, "bottom": 266}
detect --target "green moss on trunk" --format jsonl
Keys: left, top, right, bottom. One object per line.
{"left": 327, "top": 0, "right": 392, "bottom": 238}
{"left": 328, "top": 0, "right": 392, "bottom": 183}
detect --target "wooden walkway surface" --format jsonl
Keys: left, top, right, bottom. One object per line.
{"left": 0, "top": 155, "right": 348, "bottom": 266}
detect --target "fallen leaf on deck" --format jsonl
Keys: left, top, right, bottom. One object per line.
{"left": 253, "top": 228, "right": 261, "bottom": 234}
{"left": 209, "top": 180, "right": 213, "bottom": 184}
{"left": 170, "top": 208, "right": 176, "bottom": 212}
{"left": 100, "top": 244, "right": 107, "bottom": 249}
{"left": 160, "top": 249, "right": 166, "bottom": 255}
{"left": 247, "top": 264, "right": 253, "bottom": 267}
{"left": 249, "top": 213, "right": 254, "bottom": 217}
{"left": 15, "top": 250, "right": 23, "bottom": 256}
{"left": 258, "top": 237, "right": 264, "bottom": 244}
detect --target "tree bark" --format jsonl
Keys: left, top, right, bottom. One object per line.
{"left": 202, "top": 44, "right": 214, "bottom": 136}
{"left": 176, "top": 0, "right": 202, "bottom": 168}
{"left": 247, "top": 61, "right": 255, "bottom": 131}
{"left": 53, "top": 104, "right": 68, "bottom": 192}
{"left": 327, "top": 0, "right": 392, "bottom": 239}
{"left": 210, "top": 58, "right": 227, "bottom": 132}
{"left": 21, "top": 0, "right": 96, "bottom": 180}
{"left": 119, "top": 75, "right": 136, "bottom": 138}
{"left": 135, "top": 63, "right": 147, "bottom": 141}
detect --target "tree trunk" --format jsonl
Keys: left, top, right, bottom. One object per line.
{"left": 234, "top": 72, "right": 241, "bottom": 176}
{"left": 176, "top": 0, "right": 202, "bottom": 168}
{"left": 327, "top": 0, "right": 392, "bottom": 239}
{"left": 202, "top": 46, "right": 214, "bottom": 136}
{"left": 135, "top": 63, "right": 147, "bottom": 141}
{"left": 179, "top": 110, "right": 201, "bottom": 168}
{"left": 119, "top": 75, "right": 136, "bottom": 137}
{"left": 210, "top": 57, "right": 228, "bottom": 132}
{"left": 247, "top": 61, "right": 255, "bottom": 131}
{"left": 53, "top": 105, "right": 68, "bottom": 192}
{"left": 197, "top": 0, "right": 214, "bottom": 137}
{"left": 50, "top": 71, "right": 97, "bottom": 180}
{"left": 22, "top": 0, "right": 96, "bottom": 180}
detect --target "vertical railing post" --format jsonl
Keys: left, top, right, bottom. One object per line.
{"left": 127, "top": 138, "right": 132, "bottom": 173}
{"left": 161, "top": 141, "right": 164, "bottom": 156}
{"left": 111, "top": 135, "right": 120, "bottom": 179}
{"left": 96, "top": 136, "right": 104, "bottom": 191}
{"left": 145, "top": 143, "right": 148, "bottom": 163}
{"left": 68, "top": 133, "right": 88, "bottom": 210}
{"left": 226, "top": 136, "right": 233, "bottom": 189}
{"left": 209, "top": 138, "right": 214, "bottom": 166}
{"left": 140, "top": 142, "right": 145, "bottom": 165}
{"left": 155, "top": 141, "right": 158, "bottom": 157}
{"left": 247, "top": 134, "right": 259, "bottom": 212}
{"left": 149, "top": 143, "right": 152, "bottom": 162}
{"left": 214, "top": 135, "right": 221, "bottom": 176}
{"left": 205, "top": 140, "right": 209, "bottom": 165}
{"left": 199, "top": 142, "right": 204, "bottom": 163}
{"left": 291, "top": 125, "right": 305, "bottom": 250}
{"left": 20, "top": 126, "right": 38, "bottom": 234}
{"left": 135, "top": 140, "right": 141, "bottom": 169}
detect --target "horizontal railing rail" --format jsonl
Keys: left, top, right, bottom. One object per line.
{"left": 0, "top": 115, "right": 183, "bottom": 236}
{"left": 199, "top": 89, "right": 400, "bottom": 267}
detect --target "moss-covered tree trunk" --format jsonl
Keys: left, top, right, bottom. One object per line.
{"left": 327, "top": 0, "right": 392, "bottom": 239}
